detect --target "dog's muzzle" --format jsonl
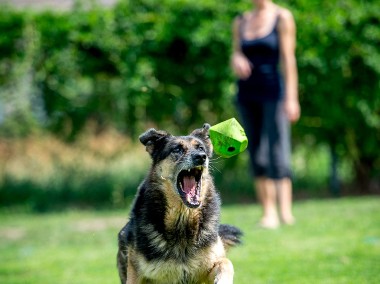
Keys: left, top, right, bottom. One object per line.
{"left": 176, "top": 165, "right": 204, "bottom": 208}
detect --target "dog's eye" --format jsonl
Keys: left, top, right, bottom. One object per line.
{"left": 172, "top": 146, "right": 184, "bottom": 154}
{"left": 195, "top": 144, "right": 205, "bottom": 152}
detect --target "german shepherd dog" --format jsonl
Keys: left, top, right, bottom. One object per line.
{"left": 117, "top": 124, "right": 242, "bottom": 284}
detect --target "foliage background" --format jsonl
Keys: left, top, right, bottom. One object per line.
{"left": 0, "top": 0, "right": 379, "bottom": 209}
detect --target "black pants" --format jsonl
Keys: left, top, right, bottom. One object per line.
{"left": 237, "top": 100, "right": 292, "bottom": 179}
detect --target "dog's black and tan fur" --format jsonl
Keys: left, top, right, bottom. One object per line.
{"left": 117, "top": 124, "right": 242, "bottom": 284}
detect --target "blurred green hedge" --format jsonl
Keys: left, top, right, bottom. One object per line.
{"left": 0, "top": 0, "right": 379, "bottom": 191}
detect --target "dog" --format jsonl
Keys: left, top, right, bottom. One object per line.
{"left": 117, "top": 123, "right": 242, "bottom": 284}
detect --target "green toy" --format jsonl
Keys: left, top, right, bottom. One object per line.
{"left": 209, "top": 118, "right": 248, "bottom": 158}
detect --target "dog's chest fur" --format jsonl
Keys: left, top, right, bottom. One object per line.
{"left": 136, "top": 207, "right": 223, "bottom": 283}
{"left": 136, "top": 237, "right": 226, "bottom": 284}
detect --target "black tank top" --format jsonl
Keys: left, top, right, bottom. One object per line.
{"left": 237, "top": 14, "right": 284, "bottom": 102}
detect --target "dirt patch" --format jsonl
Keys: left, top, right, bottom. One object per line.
{"left": 72, "top": 216, "right": 126, "bottom": 233}
{"left": 0, "top": 227, "right": 26, "bottom": 241}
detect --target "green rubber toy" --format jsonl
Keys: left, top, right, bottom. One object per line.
{"left": 209, "top": 118, "right": 248, "bottom": 158}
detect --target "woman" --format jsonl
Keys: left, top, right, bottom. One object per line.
{"left": 231, "top": 0, "right": 300, "bottom": 228}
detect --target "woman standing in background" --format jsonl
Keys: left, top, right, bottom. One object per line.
{"left": 231, "top": 0, "right": 300, "bottom": 229}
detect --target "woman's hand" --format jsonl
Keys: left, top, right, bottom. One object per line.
{"left": 284, "top": 99, "right": 300, "bottom": 123}
{"left": 231, "top": 52, "right": 252, "bottom": 80}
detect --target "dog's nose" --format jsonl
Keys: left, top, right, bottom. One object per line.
{"left": 193, "top": 153, "right": 207, "bottom": 165}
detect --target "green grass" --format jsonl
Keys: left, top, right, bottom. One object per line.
{"left": 1, "top": 197, "right": 379, "bottom": 284}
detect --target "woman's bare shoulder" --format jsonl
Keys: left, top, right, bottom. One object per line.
{"left": 277, "top": 6, "right": 294, "bottom": 22}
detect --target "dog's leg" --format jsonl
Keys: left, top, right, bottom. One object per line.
{"left": 117, "top": 224, "right": 129, "bottom": 283}
{"left": 126, "top": 255, "right": 140, "bottom": 284}
{"left": 209, "top": 258, "right": 234, "bottom": 284}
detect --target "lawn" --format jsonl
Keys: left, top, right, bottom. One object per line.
{"left": 0, "top": 196, "right": 379, "bottom": 284}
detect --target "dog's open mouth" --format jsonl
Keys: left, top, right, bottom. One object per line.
{"left": 177, "top": 166, "right": 203, "bottom": 208}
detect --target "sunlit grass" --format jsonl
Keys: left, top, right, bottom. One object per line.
{"left": 226, "top": 197, "right": 380, "bottom": 284}
{"left": 0, "top": 197, "right": 379, "bottom": 284}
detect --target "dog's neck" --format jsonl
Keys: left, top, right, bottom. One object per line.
{"left": 164, "top": 201, "right": 202, "bottom": 241}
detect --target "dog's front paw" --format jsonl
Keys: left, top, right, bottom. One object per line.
{"left": 214, "top": 276, "right": 233, "bottom": 284}
{"left": 209, "top": 258, "right": 234, "bottom": 284}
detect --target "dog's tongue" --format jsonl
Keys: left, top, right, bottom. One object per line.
{"left": 183, "top": 176, "right": 196, "bottom": 195}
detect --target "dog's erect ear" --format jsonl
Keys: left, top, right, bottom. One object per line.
{"left": 190, "top": 123, "right": 213, "bottom": 156}
{"left": 139, "top": 128, "right": 171, "bottom": 156}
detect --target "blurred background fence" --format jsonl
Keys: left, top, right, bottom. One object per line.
{"left": 0, "top": 0, "right": 379, "bottom": 211}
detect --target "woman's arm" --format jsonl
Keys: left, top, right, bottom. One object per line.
{"left": 231, "top": 15, "right": 252, "bottom": 80}
{"left": 278, "top": 9, "right": 300, "bottom": 122}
